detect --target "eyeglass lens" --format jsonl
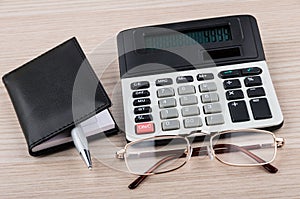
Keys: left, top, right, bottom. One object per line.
{"left": 211, "top": 130, "right": 276, "bottom": 166}
{"left": 125, "top": 136, "right": 190, "bottom": 175}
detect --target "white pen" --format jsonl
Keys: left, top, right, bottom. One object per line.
{"left": 71, "top": 126, "right": 92, "bottom": 170}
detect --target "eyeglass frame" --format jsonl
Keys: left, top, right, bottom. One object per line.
{"left": 116, "top": 129, "right": 285, "bottom": 189}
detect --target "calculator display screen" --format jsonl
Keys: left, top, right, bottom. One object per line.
{"left": 144, "top": 25, "right": 232, "bottom": 49}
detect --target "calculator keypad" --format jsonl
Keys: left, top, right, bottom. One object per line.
{"left": 129, "top": 65, "right": 276, "bottom": 137}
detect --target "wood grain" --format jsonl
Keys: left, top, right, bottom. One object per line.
{"left": 0, "top": 0, "right": 300, "bottom": 198}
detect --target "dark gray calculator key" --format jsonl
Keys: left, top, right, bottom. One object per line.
{"left": 218, "top": 70, "right": 241, "bottom": 79}
{"left": 134, "top": 106, "right": 151, "bottom": 114}
{"left": 162, "top": 120, "right": 180, "bottom": 131}
{"left": 176, "top": 76, "right": 194, "bottom": 83}
{"left": 197, "top": 73, "right": 214, "bottom": 81}
{"left": 226, "top": 90, "right": 244, "bottom": 100}
{"left": 250, "top": 98, "right": 272, "bottom": 120}
{"left": 156, "top": 78, "right": 173, "bottom": 86}
{"left": 131, "top": 81, "right": 150, "bottom": 90}
{"left": 158, "top": 98, "right": 176, "bottom": 108}
{"left": 135, "top": 114, "right": 152, "bottom": 123}
{"left": 247, "top": 87, "right": 266, "bottom": 97}
{"left": 223, "top": 79, "right": 241, "bottom": 90}
{"left": 133, "top": 98, "right": 151, "bottom": 106}
{"left": 241, "top": 67, "right": 262, "bottom": 76}
{"left": 244, "top": 76, "right": 262, "bottom": 87}
{"left": 228, "top": 101, "right": 250, "bottom": 122}
{"left": 132, "top": 90, "right": 150, "bottom": 98}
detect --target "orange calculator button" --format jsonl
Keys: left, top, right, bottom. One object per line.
{"left": 135, "top": 122, "right": 155, "bottom": 134}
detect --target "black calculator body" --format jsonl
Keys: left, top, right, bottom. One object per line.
{"left": 117, "top": 15, "right": 283, "bottom": 141}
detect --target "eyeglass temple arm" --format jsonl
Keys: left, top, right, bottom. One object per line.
{"left": 211, "top": 144, "right": 278, "bottom": 173}
{"left": 128, "top": 155, "right": 179, "bottom": 189}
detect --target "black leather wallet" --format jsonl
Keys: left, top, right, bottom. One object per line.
{"left": 2, "top": 37, "right": 112, "bottom": 156}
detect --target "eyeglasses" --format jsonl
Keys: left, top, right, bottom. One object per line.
{"left": 116, "top": 129, "right": 284, "bottom": 189}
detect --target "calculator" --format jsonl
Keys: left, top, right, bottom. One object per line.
{"left": 117, "top": 15, "right": 283, "bottom": 141}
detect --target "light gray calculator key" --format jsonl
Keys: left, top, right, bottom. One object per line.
{"left": 158, "top": 98, "right": 176, "bottom": 108}
{"left": 178, "top": 85, "right": 196, "bottom": 95}
{"left": 199, "top": 82, "right": 217, "bottom": 92}
{"left": 184, "top": 117, "right": 203, "bottom": 128}
{"left": 203, "top": 103, "right": 222, "bottom": 114}
{"left": 181, "top": 106, "right": 200, "bottom": 117}
{"left": 179, "top": 95, "right": 198, "bottom": 106}
{"left": 160, "top": 108, "right": 179, "bottom": 119}
{"left": 205, "top": 114, "right": 224, "bottom": 126}
{"left": 162, "top": 120, "right": 180, "bottom": 131}
{"left": 157, "top": 87, "right": 175, "bottom": 98}
{"left": 201, "top": 93, "right": 219, "bottom": 103}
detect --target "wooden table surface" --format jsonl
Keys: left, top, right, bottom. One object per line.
{"left": 1, "top": 0, "right": 300, "bottom": 198}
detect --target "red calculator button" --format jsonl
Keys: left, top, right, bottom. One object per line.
{"left": 135, "top": 122, "right": 155, "bottom": 134}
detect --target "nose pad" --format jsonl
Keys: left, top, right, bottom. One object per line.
{"left": 207, "top": 146, "right": 214, "bottom": 160}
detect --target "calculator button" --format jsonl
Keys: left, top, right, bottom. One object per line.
{"left": 158, "top": 98, "right": 176, "bottom": 108}
{"left": 247, "top": 87, "right": 266, "bottom": 98}
{"left": 203, "top": 103, "right": 222, "bottom": 114}
{"left": 157, "top": 87, "right": 175, "bottom": 98}
{"left": 201, "top": 93, "right": 219, "bottom": 103}
{"left": 135, "top": 114, "right": 152, "bottom": 123}
{"left": 223, "top": 79, "right": 241, "bottom": 90}
{"left": 199, "top": 82, "right": 217, "bottom": 92}
{"left": 205, "top": 114, "right": 224, "bottom": 126}
{"left": 162, "top": 120, "right": 180, "bottom": 131}
{"left": 134, "top": 106, "right": 151, "bottom": 114}
{"left": 178, "top": 85, "right": 196, "bottom": 95}
{"left": 160, "top": 108, "right": 179, "bottom": 119}
{"left": 176, "top": 76, "right": 194, "bottom": 83}
{"left": 226, "top": 90, "right": 244, "bottom": 100}
{"left": 135, "top": 122, "right": 155, "bottom": 134}
{"left": 156, "top": 78, "right": 173, "bottom": 86}
{"left": 184, "top": 117, "right": 203, "bottom": 128}
{"left": 197, "top": 73, "right": 214, "bottom": 81}
{"left": 218, "top": 70, "right": 241, "bottom": 79}
{"left": 133, "top": 98, "right": 151, "bottom": 106}
{"left": 179, "top": 95, "right": 198, "bottom": 106}
{"left": 132, "top": 90, "right": 150, "bottom": 98}
{"left": 228, "top": 101, "right": 250, "bottom": 122}
{"left": 250, "top": 98, "right": 272, "bottom": 120}
{"left": 181, "top": 106, "right": 200, "bottom": 117}
{"left": 131, "top": 81, "right": 150, "bottom": 90}
{"left": 244, "top": 76, "right": 262, "bottom": 87}
{"left": 241, "top": 67, "right": 262, "bottom": 76}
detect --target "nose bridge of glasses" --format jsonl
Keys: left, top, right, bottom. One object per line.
{"left": 207, "top": 145, "right": 214, "bottom": 160}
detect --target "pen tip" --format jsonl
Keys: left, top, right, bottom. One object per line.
{"left": 88, "top": 166, "right": 92, "bottom": 170}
